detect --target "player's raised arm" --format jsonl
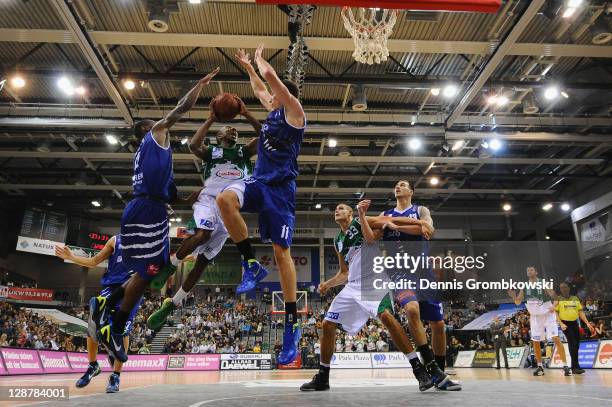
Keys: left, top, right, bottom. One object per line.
{"left": 237, "top": 97, "right": 262, "bottom": 157}
{"left": 189, "top": 100, "right": 216, "bottom": 160}
{"left": 236, "top": 49, "right": 273, "bottom": 111}
{"left": 358, "top": 200, "right": 380, "bottom": 243}
{"left": 253, "top": 44, "right": 305, "bottom": 127}
{"left": 152, "top": 67, "right": 220, "bottom": 146}
{"left": 55, "top": 236, "right": 116, "bottom": 268}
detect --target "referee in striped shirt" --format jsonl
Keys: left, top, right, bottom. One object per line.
{"left": 555, "top": 282, "right": 595, "bottom": 374}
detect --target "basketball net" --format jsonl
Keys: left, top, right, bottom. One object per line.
{"left": 341, "top": 7, "right": 398, "bottom": 65}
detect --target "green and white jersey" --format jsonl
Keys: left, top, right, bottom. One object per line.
{"left": 201, "top": 145, "right": 253, "bottom": 197}
{"left": 334, "top": 217, "right": 364, "bottom": 266}
{"left": 525, "top": 278, "right": 551, "bottom": 315}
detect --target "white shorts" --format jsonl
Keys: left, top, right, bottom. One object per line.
{"left": 324, "top": 284, "right": 390, "bottom": 335}
{"left": 191, "top": 194, "right": 228, "bottom": 260}
{"left": 529, "top": 311, "right": 559, "bottom": 341}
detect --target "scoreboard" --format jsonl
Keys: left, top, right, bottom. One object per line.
{"left": 86, "top": 232, "right": 112, "bottom": 250}
{"left": 20, "top": 207, "right": 67, "bottom": 242}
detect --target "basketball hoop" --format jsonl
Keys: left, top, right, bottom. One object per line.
{"left": 271, "top": 290, "right": 309, "bottom": 316}
{"left": 341, "top": 7, "right": 399, "bottom": 65}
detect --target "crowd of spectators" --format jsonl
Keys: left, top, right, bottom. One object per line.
{"left": 161, "top": 295, "right": 266, "bottom": 354}
{"left": 0, "top": 286, "right": 609, "bottom": 368}
{"left": 0, "top": 302, "right": 85, "bottom": 352}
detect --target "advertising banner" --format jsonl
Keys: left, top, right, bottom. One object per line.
{"left": 594, "top": 340, "right": 612, "bottom": 368}
{"left": 66, "top": 352, "right": 113, "bottom": 372}
{"left": 120, "top": 355, "right": 169, "bottom": 371}
{"left": 505, "top": 346, "right": 527, "bottom": 368}
{"left": 1, "top": 348, "right": 43, "bottom": 375}
{"left": 330, "top": 353, "right": 372, "bottom": 369}
{"left": 6, "top": 287, "right": 54, "bottom": 302}
{"left": 38, "top": 351, "right": 72, "bottom": 374}
{"left": 0, "top": 352, "right": 7, "bottom": 375}
{"left": 371, "top": 352, "right": 411, "bottom": 368}
{"left": 549, "top": 343, "right": 570, "bottom": 368}
{"left": 255, "top": 248, "right": 312, "bottom": 282}
{"left": 166, "top": 354, "right": 220, "bottom": 371}
{"left": 16, "top": 236, "right": 61, "bottom": 256}
{"left": 454, "top": 350, "right": 476, "bottom": 367}
{"left": 472, "top": 349, "right": 496, "bottom": 367}
{"left": 577, "top": 341, "right": 600, "bottom": 369}
{"left": 220, "top": 354, "right": 272, "bottom": 370}
{"left": 278, "top": 355, "right": 301, "bottom": 369}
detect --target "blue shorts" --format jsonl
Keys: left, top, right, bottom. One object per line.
{"left": 120, "top": 198, "right": 170, "bottom": 281}
{"left": 229, "top": 178, "right": 296, "bottom": 248}
{"left": 396, "top": 290, "right": 444, "bottom": 322}
{"left": 99, "top": 285, "right": 143, "bottom": 336}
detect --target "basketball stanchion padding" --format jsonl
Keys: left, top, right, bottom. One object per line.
{"left": 256, "top": 0, "right": 502, "bottom": 13}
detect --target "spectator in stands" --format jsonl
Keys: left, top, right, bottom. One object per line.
{"left": 594, "top": 320, "right": 607, "bottom": 338}
{"left": 0, "top": 333, "right": 10, "bottom": 347}
{"left": 447, "top": 336, "right": 463, "bottom": 367}
{"left": 138, "top": 343, "right": 151, "bottom": 354}
{"left": 376, "top": 337, "right": 387, "bottom": 352}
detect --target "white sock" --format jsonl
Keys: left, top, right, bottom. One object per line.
{"left": 172, "top": 287, "right": 188, "bottom": 306}
{"left": 320, "top": 362, "right": 330, "bottom": 367}
{"left": 170, "top": 254, "right": 181, "bottom": 266}
{"left": 537, "top": 361, "right": 543, "bottom": 367}
{"left": 406, "top": 352, "right": 418, "bottom": 361}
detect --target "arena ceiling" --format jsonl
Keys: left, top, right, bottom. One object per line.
{"left": 0, "top": 0, "right": 611, "bottom": 218}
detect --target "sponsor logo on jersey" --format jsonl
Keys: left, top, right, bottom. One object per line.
{"left": 215, "top": 168, "right": 244, "bottom": 180}
{"left": 146, "top": 263, "right": 160, "bottom": 276}
{"left": 200, "top": 219, "right": 214, "bottom": 228}
{"left": 326, "top": 312, "right": 339, "bottom": 320}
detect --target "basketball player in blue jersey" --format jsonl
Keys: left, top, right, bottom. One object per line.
{"left": 216, "top": 45, "right": 306, "bottom": 364}
{"left": 92, "top": 67, "right": 220, "bottom": 363}
{"left": 382, "top": 180, "right": 461, "bottom": 390}
{"left": 55, "top": 236, "right": 142, "bottom": 393}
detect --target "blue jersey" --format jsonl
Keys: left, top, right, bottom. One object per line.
{"left": 253, "top": 108, "right": 305, "bottom": 184}
{"left": 383, "top": 205, "right": 423, "bottom": 241}
{"left": 132, "top": 131, "right": 176, "bottom": 202}
{"left": 100, "top": 236, "right": 133, "bottom": 286}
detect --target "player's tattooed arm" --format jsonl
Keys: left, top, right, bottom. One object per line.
{"left": 152, "top": 67, "right": 220, "bottom": 145}
{"left": 253, "top": 44, "right": 305, "bottom": 127}
{"left": 189, "top": 100, "right": 216, "bottom": 160}
{"left": 418, "top": 206, "right": 435, "bottom": 235}
{"left": 236, "top": 49, "right": 273, "bottom": 111}
{"left": 54, "top": 236, "right": 116, "bottom": 268}
{"left": 319, "top": 249, "right": 349, "bottom": 295}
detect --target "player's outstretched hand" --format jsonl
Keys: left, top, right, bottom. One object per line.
{"left": 236, "top": 96, "right": 249, "bottom": 116}
{"left": 255, "top": 44, "right": 265, "bottom": 62}
{"left": 55, "top": 245, "right": 72, "bottom": 260}
{"left": 318, "top": 282, "right": 329, "bottom": 295}
{"left": 208, "top": 99, "right": 217, "bottom": 122}
{"left": 199, "top": 67, "right": 220, "bottom": 86}
{"left": 357, "top": 200, "right": 371, "bottom": 217}
{"left": 235, "top": 49, "right": 252, "bottom": 68}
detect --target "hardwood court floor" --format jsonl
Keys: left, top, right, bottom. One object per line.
{"left": 1, "top": 368, "right": 610, "bottom": 407}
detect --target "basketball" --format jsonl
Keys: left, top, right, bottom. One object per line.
{"left": 211, "top": 93, "right": 241, "bottom": 122}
